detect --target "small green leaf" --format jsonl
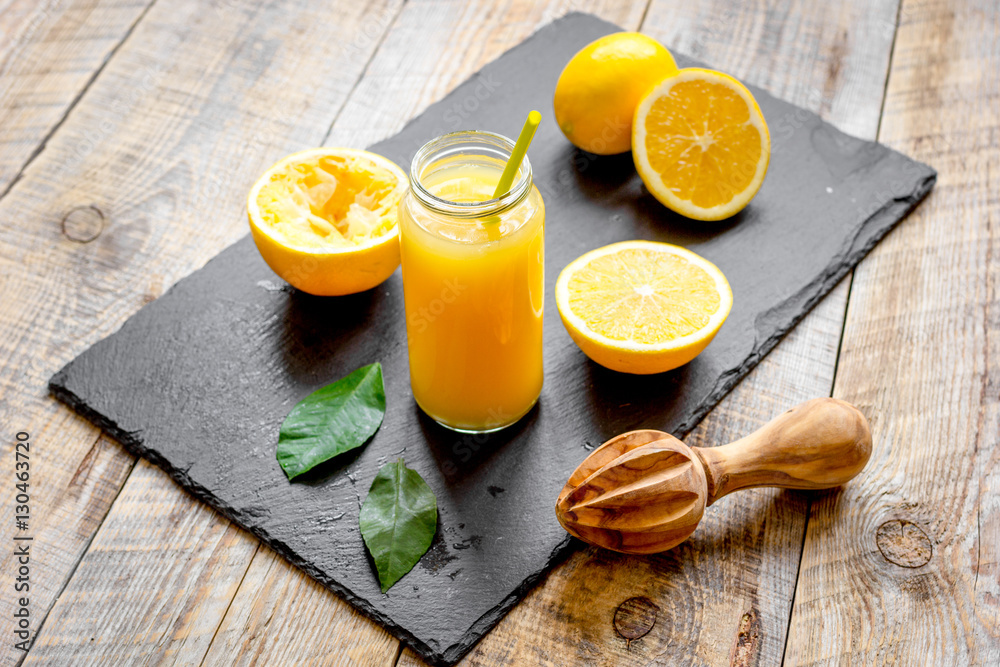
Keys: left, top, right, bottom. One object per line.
{"left": 360, "top": 459, "right": 438, "bottom": 593}
{"left": 277, "top": 362, "right": 385, "bottom": 480}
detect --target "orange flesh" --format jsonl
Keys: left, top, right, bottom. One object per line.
{"left": 255, "top": 155, "right": 400, "bottom": 249}
{"left": 643, "top": 79, "right": 763, "bottom": 209}
{"left": 566, "top": 248, "right": 721, "bottom": 344}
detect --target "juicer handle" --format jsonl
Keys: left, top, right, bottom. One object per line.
{"left": 694, "top": 398, "right": 872, "bottom": 505}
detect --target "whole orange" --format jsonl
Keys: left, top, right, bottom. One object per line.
{"left": 553, "top": 32, "right": 678, "bottom": 155}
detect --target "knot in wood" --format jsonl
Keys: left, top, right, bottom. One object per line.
{"left": 876, "top": 519, "right": 931, "bottom": 567}
{"left": 613, "top": 596, "right": 658, "bottom": 642}
{"left": 729, "top": 608, "right": 760, "bottom": 667}
{"left": 62, "top": 205, "right": 105, "bottom": 243}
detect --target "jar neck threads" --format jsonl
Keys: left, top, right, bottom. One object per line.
{"left": 409, "top": 130, "right": 532, "bottom": 219}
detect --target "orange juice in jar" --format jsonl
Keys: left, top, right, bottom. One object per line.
{"left": 399, "top": 131, "right": 545, "bottom": 433}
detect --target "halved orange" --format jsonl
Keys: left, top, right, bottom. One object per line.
{"left": 247, "top": 148, "right": 407, "bottom": 296}
{"left": 556, "top": 241, "right": 732, "bottom": 374}
{"left": 633, "top": 68, "right": 770, "bottom": 221}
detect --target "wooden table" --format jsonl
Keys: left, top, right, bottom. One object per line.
{"left": 1, "top": 0, "right": 996, "bottom": 664}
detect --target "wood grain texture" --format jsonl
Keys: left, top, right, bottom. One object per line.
{"left": 697, "top": 398, "right": 872, "bottom": 502}
{"left": 556, "top": 428, "right": 709, "bottom": 555}
{"left": 199, "top": 545, "right": 398, "bottom": 666}
{"left": 555, "top": 399, "right": 871, "bottom": 555}
{"left": 321, "top": 0, "right": 651, "bottom": 149}
{"left": 0, "top": 0, "right": 154, "bottom": 194}
{"left": 0, "top": 0, "right": 404, "bottom": 663}
{"left": 394, "top": 0, "right": 903, "bottom": 665}
{"left": 0, "top": 9, "right": 157, "bottom": 652}
{"left": 22, "top": 459, "right": 258, "bottom": 666}
{"left": 6, "top": 1, "right": 944, "bottom": 666}
{"left": 0, "top": 430, "right": 132, "bottom": 667}
{"left": 785, "top": 0, "right": 1000, "bottom": 662}
{"left": 46, "top": 14, "right": 934, "bottom": 657}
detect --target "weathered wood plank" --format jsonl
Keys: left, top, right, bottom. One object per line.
{"left": 8, "top": 1, "right": 911, "bottom": 665}
{"left": 786, "top": 0, "right": 1000, "bottom": 663}
{"left": 0, "top": 0, "right": 403, "bottom": 663}
{"left": 0, "top": 0, "right": 155, "bottom": 194}
{"left": 319, "top": 1, "right": 650, "bottom": 150}
{"left": 395, "top": 1, "right": 902, "bottom": 665}
{"left": 198, "top": 546, "right": 398, "bottom": 667}
{"left": 200, "top": 1, "right": 653, "bottom": 664}
{"left": 23, "top": 460, "right": 258, "bottom": 665}
{"left": 0, "top": 432, "right": 133, "bottom": 667}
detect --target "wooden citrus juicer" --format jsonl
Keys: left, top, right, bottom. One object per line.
{"left": 555, "top": 398, "right": 872, "bottom": 554}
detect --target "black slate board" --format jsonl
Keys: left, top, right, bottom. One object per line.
{"left": 50, "top": 13, "right": 935, "bottom": 666}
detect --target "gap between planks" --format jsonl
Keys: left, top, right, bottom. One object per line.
{"left": 196, "top": 541, "right": 262, "bottom": 667}
{"left": 13, "top": 437, "right": 137, "bottom": 667}
{"left": 17, "top": 0, "right": 905, "bottom": 663}
{"left": 320, "top": 0, "right": 410, "bottom": 146}
{"left": 785, "top": 0, "right": 999, "bottom": 661}
{"left": 8, "top": 0, "right": 409, "bottom": 663}
{"left": 776, "top": 0, "right": 905, "bottom": 661}
{"left": 192, "top": 2, "right": 413, "bottom": 661}
{"left": 0, "top": 0, "right": 161, "bottom": 204}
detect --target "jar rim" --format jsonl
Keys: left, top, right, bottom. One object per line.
{"left": 408, "top": 130, "right": 532, "bottom": 218}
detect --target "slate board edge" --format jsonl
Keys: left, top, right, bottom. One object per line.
{"left": 367, "top": 11, "right": 942, "bottom": 446}
{"left": 46, "top": 377, "right": 447, "bottom": 666}
{"left": 45, "top": 10, "right": 940, "bottom": 665}
{"left": 367, "top": 11, "right": 611, "bottom": 158}
{"left": 439, "top": 535, "right": 578, "bottom": 664}
{"left": 48, "top": 368, "right": 583, "bottom": 667}
{"left": 668, "top": 167, "right": 937, "bottom": 438}
{"left": 46, "top": 166, "right": 936, "bottom": 667}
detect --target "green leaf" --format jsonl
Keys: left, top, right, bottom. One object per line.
{"left": 359, "top": 459, "right": 438, "bottom": 593}
{"left": 277, "top": 362, "right": 385, "bottom": 480}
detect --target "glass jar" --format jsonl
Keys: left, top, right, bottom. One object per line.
{"left": 398, "top": 130, "right": 545, "bottom": 433}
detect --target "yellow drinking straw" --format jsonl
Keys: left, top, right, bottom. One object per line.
{"left": 493, "top": 110, "right": 541, "bottom": 199}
